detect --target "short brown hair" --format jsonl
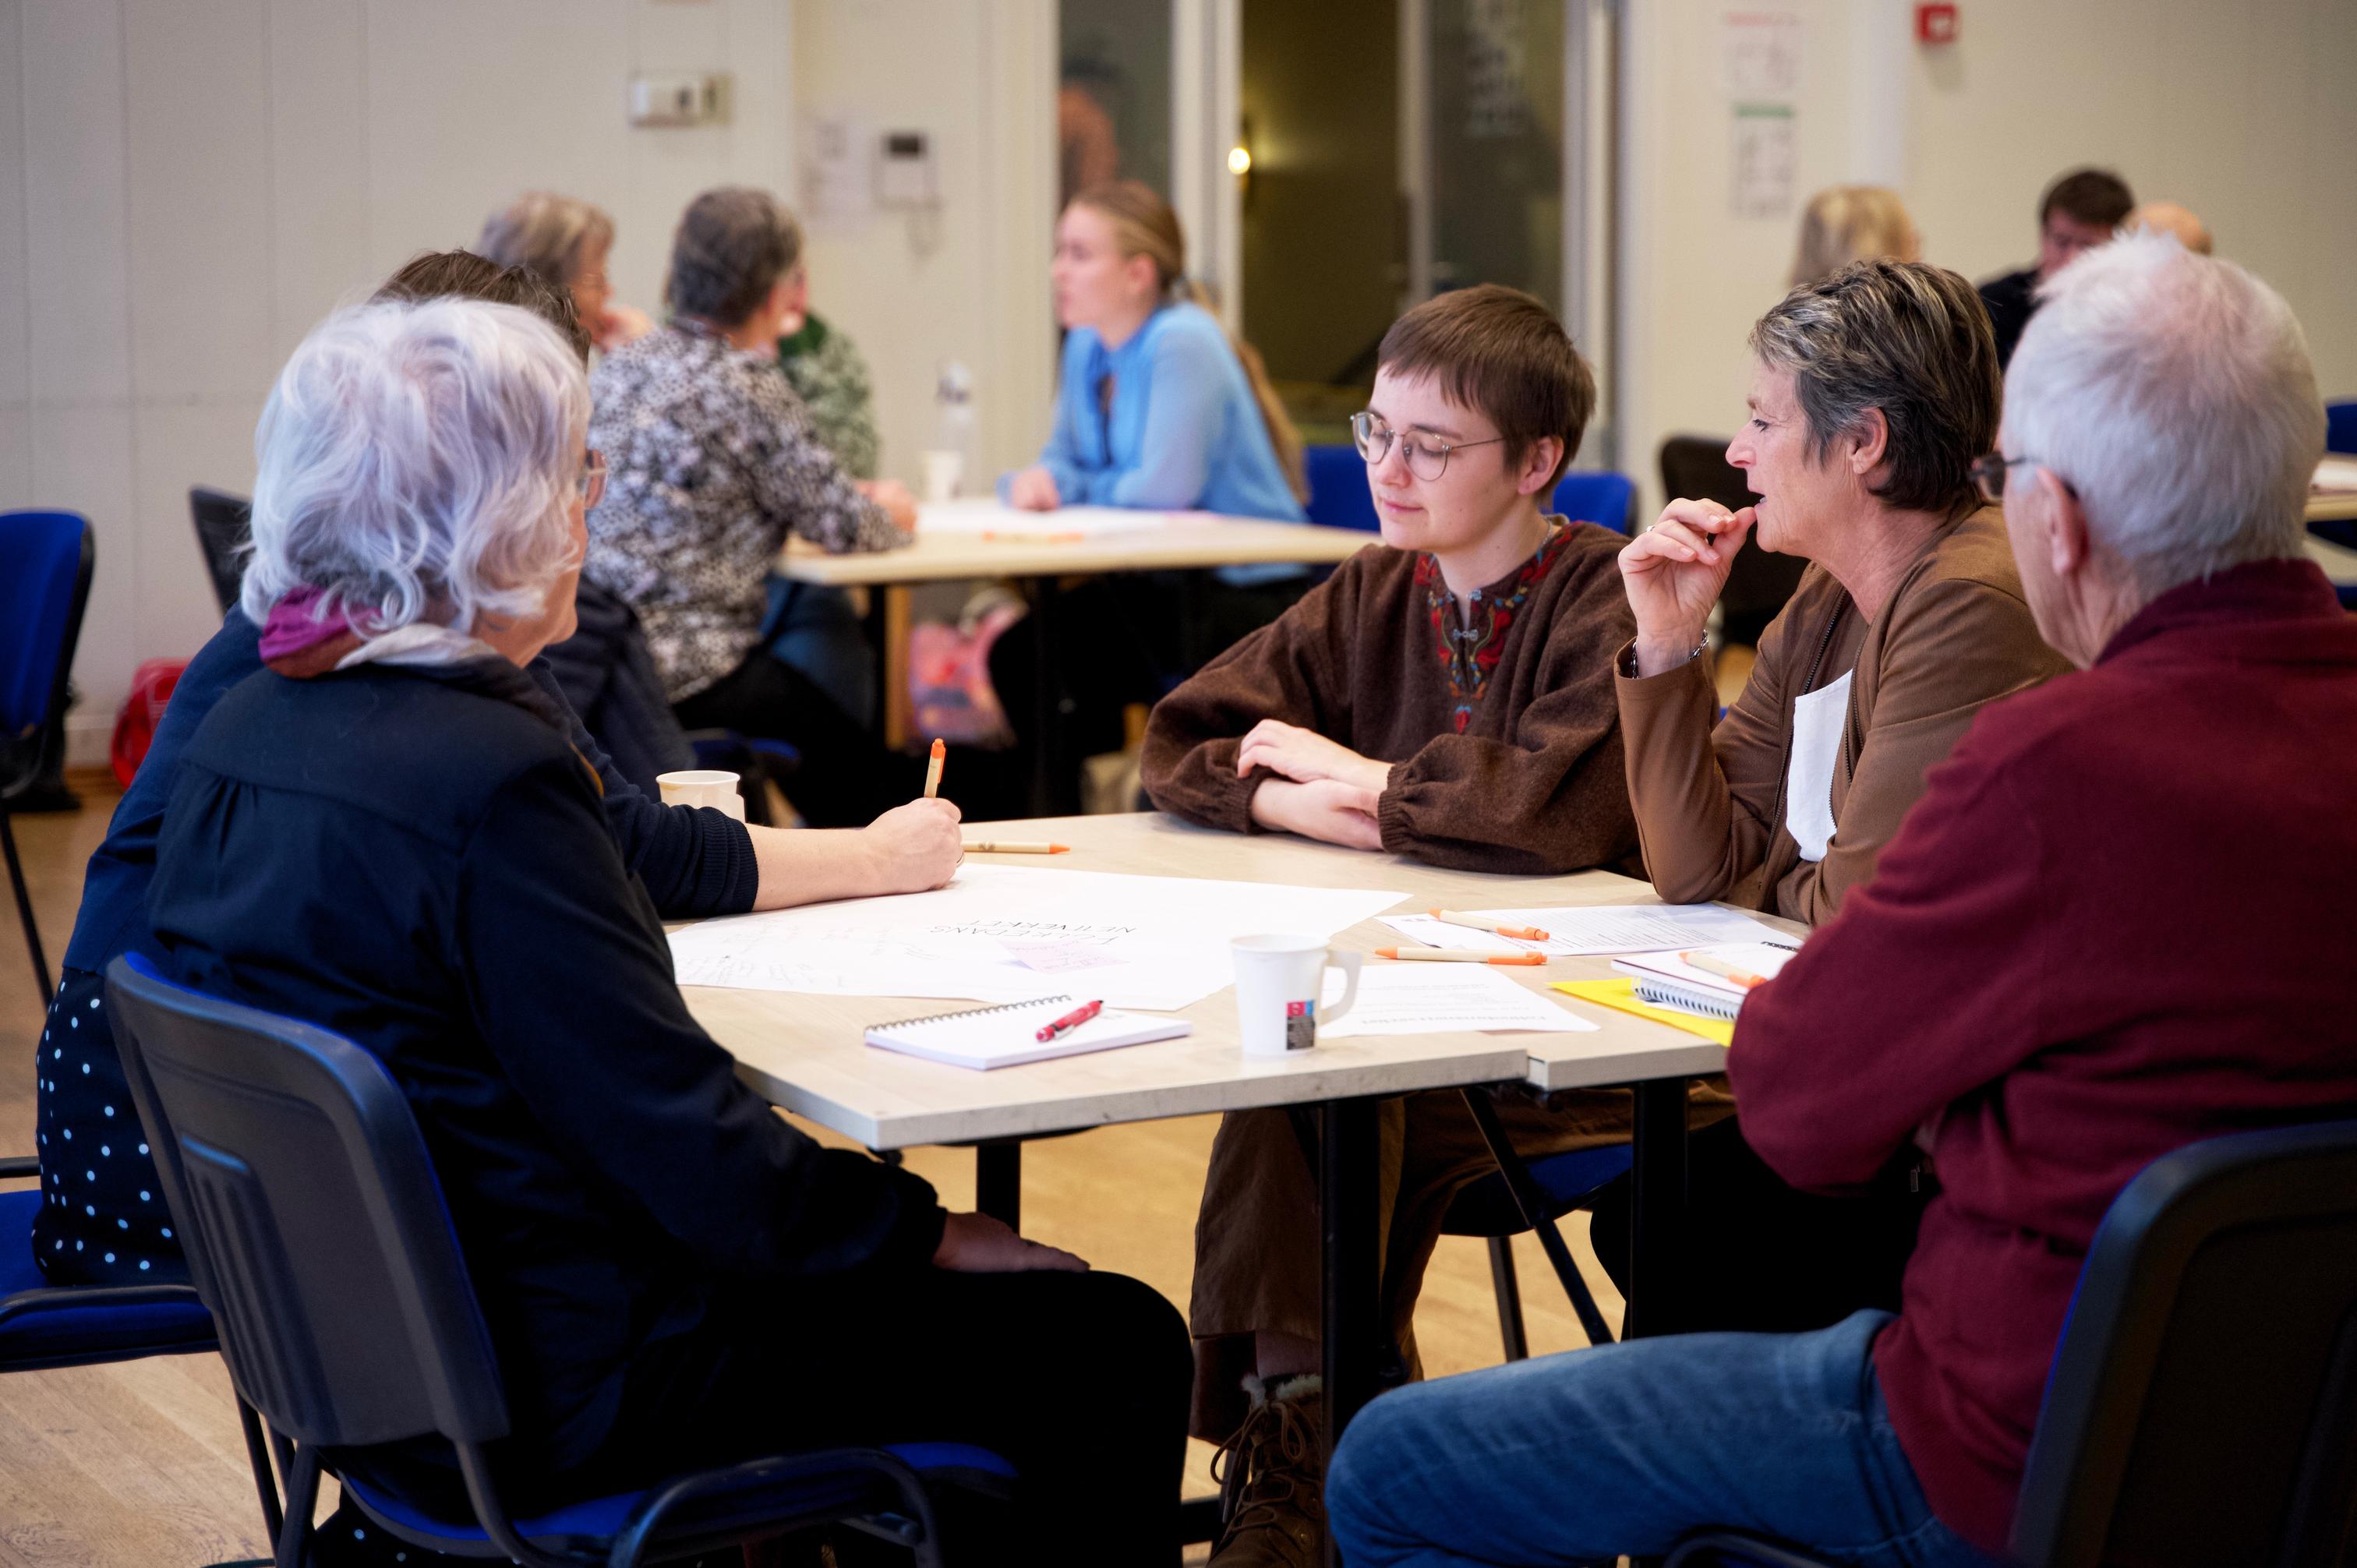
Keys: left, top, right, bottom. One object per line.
{"left": 1749, "top": 258, "right": 1999, "bottom": 516}
{"left": 2039, "top": 168, "right": 2134, "bottom": 231}
{"left": 1375, "top": 284, "right": 1595, "bottom": 487}
{"left": 373, "top": 249, "right": 592, "bottom": 366}
{"left": 666, "top": 187, "right": 802, "bottom": 327}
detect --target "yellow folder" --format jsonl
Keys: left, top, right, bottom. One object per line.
{"left": 1550, "top": 978, "right": 1735, "bottom": 1046}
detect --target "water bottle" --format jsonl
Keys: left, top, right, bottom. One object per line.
{"left": 925, "top": 360, "right": 976, "bottom": 503}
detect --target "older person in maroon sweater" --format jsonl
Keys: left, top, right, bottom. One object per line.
{"left": 1327, "top": 234, "right": 2357, "bottom": 1568}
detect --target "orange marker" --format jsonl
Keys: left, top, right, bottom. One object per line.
{"left": 1429, "top": 908, "right": 1552, "bottom": 942}
{"left": 923, "top": 737, "right": 946, "bottom": 799}
{"left": 1680, "top": 950, "right": 1769, "bottom": 989}
{"left": 963, "top": 840, "right": 1070, "bottom": 854}
{"left": 1375, "top": 947, "right": 1547, "bottom": 966}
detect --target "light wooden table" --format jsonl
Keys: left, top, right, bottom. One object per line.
{"left": 684, "top": 810, "right": 1790, "bottom": 1482}
{"left": 777, "top": 510, "right": 1376, "bottom": 803}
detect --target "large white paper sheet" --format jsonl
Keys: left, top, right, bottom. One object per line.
{"left": 669, "top": 863, "right": 1407, "bottom": 1011}
{"left": 916, "top": 500, "right": 1166, "bottom": 538}
{"left": 1316, "top": 964, "right": 1598, "bottom": 1039}
{"left": 1380, "top": 903, "right": 1790, "bottom": 958}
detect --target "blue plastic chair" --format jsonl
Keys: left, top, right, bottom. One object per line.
{"left": 104, "top": 953, "right": 1012, "bottom": 1568}
{"left": 1666, "top": 1117, "right": 2357, "bottom": 1567}
{"left": 1550, "top": 471, "right": 1637, "bottom": 534}
{"left": 2, "top": 510, "right": 94, "bottom": 998}
{"left": 1440, "top": 1089, "right": 1631, "bottom": 1355}
{"left": 2326, "top": 399, "right": 2356, "bottom": 456}
{"left": 1304, "top": 443, "right": 1381, "bottom": 533}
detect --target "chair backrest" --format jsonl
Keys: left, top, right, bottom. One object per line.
{"left": 1550, "top": 471, "right": 1635, "bottom": 534}
{"left": 2011, "top": 1118, "right": 2357, "bottom": 1568}
{"left": 189, "top": 488, "right": 253, "bottom": 616}
{"left": 104, "top": 953, "right": 511, "bottom": 1451}
{"left": 1303, "top": 443, "right": 1380, "bottom": 533}
{"left": 2327, "top": 400, "right": 2357, "bottom": 457}
{"left": 0, "top": 510, "right": 94, "bottom": 744}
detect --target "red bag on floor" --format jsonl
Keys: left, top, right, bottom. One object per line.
{"left": 110, "top": 658, "right": 186, "bottom": 787}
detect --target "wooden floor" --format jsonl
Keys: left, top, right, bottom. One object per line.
{"left": 0, "top": 779, "right": 1624, "bottom": 1566}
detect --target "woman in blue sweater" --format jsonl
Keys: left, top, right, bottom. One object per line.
{"left": 1006, "top": 181, "right": 1305, "bottom": 521}
{"left": 991, "top": 182, "right": 1311, "bottom": 809}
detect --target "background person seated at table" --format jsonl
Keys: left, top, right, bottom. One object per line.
{"left": 1977, "top": 166, "right": 2134, "bottom": 369}
{"left": 28, "top": 250, "right": 962, "bottom": 1298}
{"left": 586, "top": 185, "right": 931, "bottom": 828}
{"left": 764, "top": 220, "right": 887, "bottom": 729}
{"left": 475, "top": 189, "right": 655, "bottom": 354}
{"left": 1790, "top": 184, "right": 1921, "bottom": 287}
{"left": 142, "top": 296, "right": 1189, "bottom": 1566}
{"left": 1141, "top": 284, "right": 1654, "bottom": 1568}
{"left": 1595, "top": 257, "right": 2070, "bottom": 1335}
{"left": 2129, "top": 198, "right": 2214, "bottom": 255}
{"left": 1327, "top": 231, "right": 2357, "bottom": 1568}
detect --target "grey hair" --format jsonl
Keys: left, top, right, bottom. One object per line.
{"left": 665, "top": 186, "right": 803, "bottom": 325}
{"left": 242, "top": 298, "right": 591, "bottom": 636}
{"left": 1749, "top": 258, "right": 2000, "bottom": 516}
{"left": 475, "top": 192, "right": 614, "bottom": 288}
{"left": 2004, "top": 231, "right": 2320, "bottom": 598}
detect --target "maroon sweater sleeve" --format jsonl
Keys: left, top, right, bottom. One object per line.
{"left": 1728, "top": 726, "right": 2052, "bottom": 1192}
{"left": 1375, "top": 553, "right": 1638, "bottom": 875}
{"left": 1140, "top": 563, "right": 1359, "bottom": 832}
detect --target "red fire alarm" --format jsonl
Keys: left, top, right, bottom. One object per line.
{"left": 1916, "top": 2, "right": 1959, "bottom": 44}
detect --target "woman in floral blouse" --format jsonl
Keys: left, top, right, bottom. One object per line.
{"left": 586, "top": 186, "right": 924, "bottom": 826}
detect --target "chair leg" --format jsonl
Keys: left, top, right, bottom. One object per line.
{"left": 1487, "top": 1236, "right": 1530, "bottom": 1361}
{"left": 235, "top": 1397, "right": 285, "bottom": 1545}
{"left": 272, "top": 1443, "right": 321, "bottom": 1568}
{"left": 2, "top": 809, "right": 53, "bottom": 998}
{"left": 1459, "top": 1090, "right": 1618, "bottom": 1347}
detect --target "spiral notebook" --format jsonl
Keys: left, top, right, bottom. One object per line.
{"left": 862, "top": 994, "right": 1193, "bottom": 1071}
{"left": 1610, "top": 941, "right": 1800, "bottom": 1023}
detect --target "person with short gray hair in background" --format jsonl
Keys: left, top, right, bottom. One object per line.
{"left": 476, "top": 191, "right": 656, "bottom": 353}
{"left": 586, "top": 186, "right": 929, "bottom": 827}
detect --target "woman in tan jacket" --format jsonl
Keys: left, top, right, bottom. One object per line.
{"left": 1616, "top": 259, "right": 2067, "bottom": 923}
{"left": 1585, "top": 258, "right": 2070, "bottom": 1333}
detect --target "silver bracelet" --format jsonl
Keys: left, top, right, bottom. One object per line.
{"left": 1624, "top": 637, "right": 1709, "bottom": 678}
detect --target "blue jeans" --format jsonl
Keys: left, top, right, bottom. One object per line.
{"left": 1327, "top": 1309, "right": 2001, "bottom": 1568}
{"left": 761, "top": 577, "right": 875, "bottom": 730}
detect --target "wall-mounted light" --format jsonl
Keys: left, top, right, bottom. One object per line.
{"left": 1227, "top": 144, "right": 1253, "bottom": 176}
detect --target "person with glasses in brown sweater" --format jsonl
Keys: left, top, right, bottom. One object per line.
{"left": 1142, "top": 284, "right": 1654, "bottom": 1567}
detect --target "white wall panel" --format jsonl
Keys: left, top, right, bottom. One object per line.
{"left": 32, "top": 404, "right": 140, "bottom": 717}
{"left": 20, "top": 0, "right": 133, "bottom": 404}
{"left": 131, "top": 400, "right": 262, "bottom": 664}
{"left": 123, "top": 0, "right": 275, "bottom": 401}
{"left": 267, "top": 0, "right": 372, "bottom": 356}
{"left": 0, "top": 0, "right": 30, "bottom": 411}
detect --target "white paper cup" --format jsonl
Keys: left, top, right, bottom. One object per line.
{"left": 921, "top": 449, "right": 966, "bottom": 504}
{"left": 1232, "top": 934, "right": 1362, "bottom": 1058}
{"left": 656, "top": 768, "right": 746, "bottom": 822}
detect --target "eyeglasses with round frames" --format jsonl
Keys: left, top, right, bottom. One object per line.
{"left": 576, "top": 450, "right": 607, "bottom": 510}
{"left": 1351, "top": 411, "right": 1504, "bottom": 482}
{"left": 1970, "top": 451, "right": 2042, "bottom": 507}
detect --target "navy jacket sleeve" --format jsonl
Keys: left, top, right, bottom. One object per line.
{"left": 525, "top": 658, "right": 758, "bottom": 920}
{"left": 62, "top": 610, "right": 266, "bottom": 973}
{"left": 452, "top": 750, "right": 945, "bottom": 1277}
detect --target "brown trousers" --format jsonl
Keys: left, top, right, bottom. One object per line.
{"left": 1186, "top": 1082, "right": 1731, "bottom": 1440}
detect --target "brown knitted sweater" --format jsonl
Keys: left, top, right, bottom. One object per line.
{"left": 1141, "top": 521, "right": 1641, "bottom": 874}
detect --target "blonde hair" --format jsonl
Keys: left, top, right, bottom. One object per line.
{"left": 1070, "top": 180, "right": 1307, "bottom": 503}
{"left": 475, "top": 192, "right": 616, "bottom": 290}
{"left": 1790, "top": 186, "right": 1917, "bottom": 288}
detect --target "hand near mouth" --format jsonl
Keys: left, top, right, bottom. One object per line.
{"left": 1617, "top": 498, "right": 1757, "bottom": 676}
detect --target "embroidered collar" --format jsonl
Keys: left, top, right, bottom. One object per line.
{"left": 1414, "top": 523, "right": 1574, "bottom": 734}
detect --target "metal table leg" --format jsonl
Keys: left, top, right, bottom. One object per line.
{"left": 1318, "top": 1096, "right": 1381, "bottom": 1566}
{"left": 974, "top": 1140, "right": 1023, "bottom": 1230}
{"left": 1624, "top": 1079, "right": 1690, "bottom": 1340}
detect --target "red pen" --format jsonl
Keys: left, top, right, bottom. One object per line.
{"left": 1035, "top": 999, "right": 1104, "bottom": 1042}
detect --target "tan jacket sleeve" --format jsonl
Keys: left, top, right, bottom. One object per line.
{"left": 1616, "top": 597, "right": 1803, "bottom": 909}
{"left": 1140, "top": 567, "right": 1357, "bottom": 834}
{"left": 1769, "top": 575, "right": 2066, "bottom": 923}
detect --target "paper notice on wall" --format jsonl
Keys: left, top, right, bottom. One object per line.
{"left": 1730, "top": 103, "right": 1797, "bottom": 219}
{"left": 801, "top": 113, "right": 872, "bottom": 226}
{"left": 1722, "top": 11, "right": 1804, "bottom": 99}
